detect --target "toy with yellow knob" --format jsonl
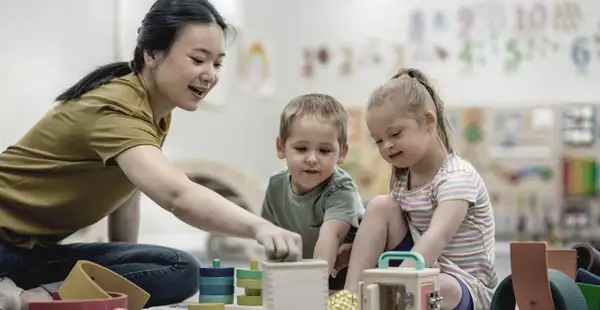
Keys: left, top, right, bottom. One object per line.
{"left": 236, "top": 260, "right": 263, "bottom": 306}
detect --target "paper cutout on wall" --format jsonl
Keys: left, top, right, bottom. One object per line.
{"left": 570, "top": 36, "right": 591, "bottom": 74}
{"left": 530, "top": 108, "right": 554, "bottom": 131}
{"left": 494, "top": 111, "right": 525, "bottom": 147}
{"left": 317, "top": 46, "right": 330, "bottom": 65}
{"left": 301, "top": 48, "right": 316, "bottom": 78}
{"left": 563, "top": 157, "right": 597, "bottom": 197}
{"left": 240, "top": 41, "right": 274, "bottom": 96}
{"left": 432, "top": 10, "right": 449, "bottom": 32}
{"left": 562, "top": 105, "right": 596, "bottom": 146}
{"left": 408, "top": 9, "right": 426, "bottom": 43}
{"left": 461, "top": 108, "right": 484, "bottom": 144}
{"left": 553, "top": 1, "right": 583, "bottom": 32}
{"left": 339, "top": 45, "right": 354, "bottom": 77}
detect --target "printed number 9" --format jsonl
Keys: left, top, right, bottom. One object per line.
{"left": 571, "top": 36, "right": 590, "bottom": 72}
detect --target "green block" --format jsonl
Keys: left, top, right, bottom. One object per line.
{"left": 237, "top": 295, "right": 262, "bottom": 306}
{"left": 236, "top": 268, "right": 262, "bottom": 280}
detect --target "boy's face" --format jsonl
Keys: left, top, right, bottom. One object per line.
{"left": 277, "top": 117, "right": 348, "bottom": 195}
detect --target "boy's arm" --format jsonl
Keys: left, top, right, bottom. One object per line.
{"left": 313, "top": 189, "right": 360, "bottom": 274}
{"left": 401, "top": 171, "right": 477, "bottom": 268}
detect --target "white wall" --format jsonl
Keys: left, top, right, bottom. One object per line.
{"left": 0, "top": 0, "right": 116, "bottom": 149}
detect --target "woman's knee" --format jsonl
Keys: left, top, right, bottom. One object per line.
{"left": 170, "top": 250, "right": 200, "bottom": 298}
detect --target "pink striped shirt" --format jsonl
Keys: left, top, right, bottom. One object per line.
{"left": 390, "top": 154, "right": 497, "bottom": 310}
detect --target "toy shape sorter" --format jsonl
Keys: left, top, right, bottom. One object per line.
{"left": 260, "top": 259, "right": 329, "bottom": 310}
{"left": 357, "top": 251, "right": 442, "bottom": 310}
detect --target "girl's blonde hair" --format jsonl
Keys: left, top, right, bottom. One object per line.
{"left": 366, "top": 68, "right": 454, "bottom": 189}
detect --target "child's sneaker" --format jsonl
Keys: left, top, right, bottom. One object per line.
{"left": 0, "top": 278, "right": 54, "bottom": 310}
{"left": 0, "top": 277, "right": 23, "bottom": 310}
{"left": 20, "top": 287, "right": 53, "bottom": 309}
{"left": 328, "top": 289, "right": 359, "bottom": 310}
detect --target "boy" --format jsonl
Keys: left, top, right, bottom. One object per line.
{"left": 261, "top": 93, "right": 363, "bottom": 290}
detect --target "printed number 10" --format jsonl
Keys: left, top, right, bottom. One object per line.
{"left": 516, "top": 3, "right": 547, "bottom": 32}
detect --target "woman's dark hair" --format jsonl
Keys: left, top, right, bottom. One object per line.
{"left": 56, "top": 0, "right": 230, "bottom": 102}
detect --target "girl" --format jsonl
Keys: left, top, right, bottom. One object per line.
{"left": 329, "top": 68, "right": 497, "bottom": 310}
{"left": 0, "top": 0, "right": 301, "bottom": 309}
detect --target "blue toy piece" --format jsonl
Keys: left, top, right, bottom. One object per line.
{"left": 199, "top": 259, "right": 235, "bottom": 277}
{"left": 198, "top": 259, "right": 235, "bottom": 304}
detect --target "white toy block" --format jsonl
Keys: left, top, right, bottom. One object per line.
{"left": 260, "top": 259, "right": 328, "bottom": 310}
{"left": 358, "top": 251, "right": 443, "bottom": 310}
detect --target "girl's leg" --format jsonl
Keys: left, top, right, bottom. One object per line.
{"left": 1, "top": 242, "right": 200, "bottom": 307}
{"left": 439, "top": 274, "right": 474, "bottom": 310}
{"left": 343, "top": 195, "right": 408, "bottom": 293}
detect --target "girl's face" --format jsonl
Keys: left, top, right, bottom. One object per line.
{"left": 366, "top": 101, "right": 435, "bottom": 169}
{"left": 146, "top": 23, "right": 225, "bottom": 114}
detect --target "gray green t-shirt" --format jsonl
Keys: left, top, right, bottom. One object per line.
{"left": 261, "top": 166, "right": 362, "bottom": 259}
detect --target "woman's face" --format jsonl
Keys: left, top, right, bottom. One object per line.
{"left": 148, "top": 23, "right": 226, "bottom": 112}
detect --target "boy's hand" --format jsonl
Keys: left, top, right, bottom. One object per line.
{"left": 331, "top": 243, "right": 353, "bottom": 278}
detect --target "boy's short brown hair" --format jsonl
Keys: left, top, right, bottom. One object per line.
{"left": 279, "top": 93, "right": 348, "bottom": 147}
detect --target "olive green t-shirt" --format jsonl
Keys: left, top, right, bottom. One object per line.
{"left": 0, "top": 73, "right": 171, "bottom": 248}
{"left": 261, "top": 166, "right": 362, "bottom": 259}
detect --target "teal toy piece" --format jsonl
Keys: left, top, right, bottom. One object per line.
{"left": 378, "top": 251, "right": 425, "bottom": 270}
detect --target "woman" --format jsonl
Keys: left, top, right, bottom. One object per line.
{"left": 0, "top": 0, "right": 302, "bottom": 308}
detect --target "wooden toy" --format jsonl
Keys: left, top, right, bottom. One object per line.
{"left": 357, "top": 251, "right": 442, "bottom": 310}
{"left": 491, "top": 242, "right": 588, "bottom": 309}
{"left": 260, "top": 259, "right": 328, "bottom": 310}
{"left": 28, "top": 260, "right": 149, "bottom": 310}
{"left": 236, "top": 260, "right": 263, "bottom": 306}
{"left": 199, "top": 259, "right": 236, "bottom": 304}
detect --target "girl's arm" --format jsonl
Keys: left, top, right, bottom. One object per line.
{"left": 402, "top": 200, "right": 468, "bottom": 268}
{"left": 402, "top": 171, "right": 476, "bottom": 268}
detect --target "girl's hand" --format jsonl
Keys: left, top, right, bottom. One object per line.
{"left": 331, "top": 243, "right": 353, "bottom": 278}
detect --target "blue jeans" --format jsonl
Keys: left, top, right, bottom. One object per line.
{"left": 0, "top": 242, "right": 200, "bottom": 307}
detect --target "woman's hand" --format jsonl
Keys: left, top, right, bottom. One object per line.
{"left": 253, "top": 222, "right": 302, "bottom": 261}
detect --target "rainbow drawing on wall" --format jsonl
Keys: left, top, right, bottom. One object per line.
{"left": 241, "top": 41, "right": 271, "bottom": 92}
{"left": 563, "top": 157, "right": 598, "bottom": 197}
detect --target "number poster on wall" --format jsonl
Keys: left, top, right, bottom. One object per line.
{"left": 404, "top": 0, "right": 600, "bottom": 77}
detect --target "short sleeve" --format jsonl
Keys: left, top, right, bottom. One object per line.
{"left": 324, "top": 189, "right": 360, "bottom": 227}
{"left": 88, "top": 112, "right": 161, "bottom": 167}
{"left": 260, "top": 188, "right": 276, "bottom": 224}
{"left": 433, "top": 171, "right": 479, "bottom": 205}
